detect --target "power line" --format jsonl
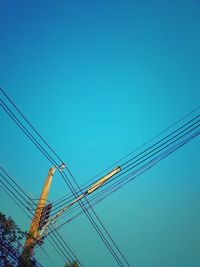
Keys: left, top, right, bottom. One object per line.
{"left": 53, "top": 104, "right": 200, "bottom": 196}
{"left": 1, "top": 96, "right": 125, "bottom": 266}
{"left": 1, "top": 177, "right": 82, "bottom": 266}
{"left": 121, "top": 116, "right": 200, "bottom": 168}
{"left": 39, "top": 246, "right": 59, "bottom": 267}
{"left": 2, "top": 87, "right": 199, "bottom": 267}
{"left": 49, "top": 114, "right": 200, "bottom": 216}
{"left": 0, "top": 173, "right": 33, "bottom": 217}
{"left": 11, "top": 98, "right": 197, "bottom": 266}
{"left": 0, "top": 102, "right": 83, "bottom": 263}
{"left": 0, "top": 99, "right": 59, "bottom": 167}
{"left": 50, "top": 129, "right": 200, "bottom": 231}
{"left": 50, "top": 225, "right": 83, "bottom": 267}
{"left": 95, "top": 130, "right": 200, "bottom": 203}
{"left": 2, "top": 96, "right": 198, "bottom": 221}
{"left": 51, "top": 110, "right": 200, "bottom": 208}
{"left": 49, "top": 231, "right": 74, "bottom": 263}
{"left": 0, "top": 167, "right": 35, "bottom": 206}
{"left": 0, "top": 167, "right": 83, "bottom": 266}
{"left": 0, "top": 167, "right": 35, "bottom": 211}
{"left": 49, "top": 120, "right": 200, "bottom": 226}
{"left": 60, "top": 171, "right": 127, "bottom": 267}
{"left": 104, "top": 121, "right": 200, "bottom": 188}
{"left": 0, "top": 181, "right": 32, "bottom": 220}
{"left": 0, "top": 87, "right": 63, "bottom": 164}
{"left": 47, "top": 234, "right": 67, "bottom": 263}
{"left": 1, "top": 88, "right": 131, "bottom": 267}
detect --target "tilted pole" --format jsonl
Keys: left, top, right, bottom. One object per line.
{"left": 22, "top": 167, "right": 56, "bottom": 263}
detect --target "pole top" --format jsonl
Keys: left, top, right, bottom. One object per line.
{"left": 48, "top": 167, "right": 56, "bottom": 176}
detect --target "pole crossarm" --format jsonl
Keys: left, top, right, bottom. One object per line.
{"left": 39, "top": 166, "right": 121, "bottom": 238}
{"left": 87, "top": 166, "right": 121, "bottom": 194}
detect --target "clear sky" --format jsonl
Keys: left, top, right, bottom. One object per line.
{"left": 0, "top": 0, "right": 200, "bottom": 266}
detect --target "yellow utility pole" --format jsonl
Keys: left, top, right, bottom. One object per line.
{"left": 19, "top": 164, "right": 119, "bottom": 266}
{"left": 22, "top": 167, "right": 56, "bottom": 261}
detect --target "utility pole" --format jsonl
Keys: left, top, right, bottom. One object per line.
{"left": 20, "top": 167, "right": 56, "bottom": 266}
{"left": 19, "top": 165, "right": 120, "bottom": 266}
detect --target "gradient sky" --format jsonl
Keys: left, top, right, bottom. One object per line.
{"left": 0, "top": 1, "right": 200, "bottom": 266}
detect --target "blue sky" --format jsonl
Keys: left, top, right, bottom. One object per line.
{"left": 0, "top": 1, "right": 199, "bottom": 266}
